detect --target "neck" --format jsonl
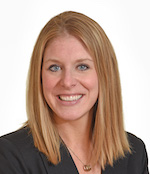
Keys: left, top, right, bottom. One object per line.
{"left": 54, "top": 112, "right": 100, "bottom": 173}
{"left": 55, "top": 113, "right": 93, "bottom": 149}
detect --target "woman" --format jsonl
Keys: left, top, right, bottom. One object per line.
{"left": 0, "top": 11, "right": 149, "bottom": 174}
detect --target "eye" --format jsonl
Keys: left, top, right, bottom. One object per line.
{"left": 49, "top": 64, "right": 61, "bottom": 72}
{"left": 77, "top": 64, "right": 89, "bottom": 71}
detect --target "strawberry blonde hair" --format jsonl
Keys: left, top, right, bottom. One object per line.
{"left": 26, "top": 11, "right": 130, "bottom": 169}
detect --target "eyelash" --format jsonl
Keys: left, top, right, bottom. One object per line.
{"left": 48, "top": 64, "right": 89, "bottom": 72}
{"left": 49, "top": 64, "right": 61, "bottom": 72}
{"left": 77, "top": 64, "right": 89, "bottom": 71}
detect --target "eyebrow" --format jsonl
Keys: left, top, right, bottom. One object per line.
{"left": 44, "top": 58, "right": 93, "bottom": 63}
{"left": 75, "top": 58, "right": 93, "bottom": 62}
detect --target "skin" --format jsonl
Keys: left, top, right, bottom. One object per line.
{"left": 42, "top": 34, "right": 98, "bottom": 125}
{"left": 42, "top": 34, "right": 100, "bottom": 173}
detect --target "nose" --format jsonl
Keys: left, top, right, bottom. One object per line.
{"left": 60, "top": 70, "right": 77, "bottom": 89}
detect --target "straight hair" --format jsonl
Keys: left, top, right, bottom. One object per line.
{"left": 26, "top": 11, "right": 131, "bottom": 170}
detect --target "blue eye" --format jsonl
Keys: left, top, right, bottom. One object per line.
{"left": 77, "top": 64, "right": 89, "bottom": 71}
{"left": 49, "top": 65, "right": 61, "bottom": 72}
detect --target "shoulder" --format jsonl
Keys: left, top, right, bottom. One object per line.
{"left": 0, "top": 127, "right": 31, "bottom": 141}
{"left": 127, "top": 132, "right": 146, "bottom": 154}
{"left": 0, "top": 127, "right": 34, "bottom": 152}
{"left": 104, "top": 132, "right": 149, "bottom": 173}
{"left": 0, "top": 127, "right": 34, "bottom": 157}
{"left": 123, "top": 132, "right": 148, "bottom": 173}
{"left": 0, "top": 127, "right": 46, "bottom": 174}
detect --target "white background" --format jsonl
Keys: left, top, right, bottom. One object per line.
{"left": 0, "top": 0, "right": 149, "bottom": 169}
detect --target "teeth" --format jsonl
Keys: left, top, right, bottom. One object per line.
{"left": 59, "top": 95, "right": 82, "bottom": 101}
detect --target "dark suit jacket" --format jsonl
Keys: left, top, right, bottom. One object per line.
{"left": 0, "top": 127, "right": 149, "bottom": 174}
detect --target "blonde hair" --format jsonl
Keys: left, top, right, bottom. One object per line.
{"left": 26, "top": 11, "right": 131, "bottom": 169}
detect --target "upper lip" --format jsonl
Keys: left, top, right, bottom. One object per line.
{"left": 57, "top": 93, "right": 84, "bottom": 96}
{"left": 58, "top": 94, "right": 83, "bottom": 101}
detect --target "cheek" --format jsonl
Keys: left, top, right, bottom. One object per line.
{"left": 42, "top": 73, "right": 56, "bottom": 94}
{"left": 83, "top": 74, "right": 99, "bottom": 92}
{"left": 42, "top": 78, "right": 52, "bottom": 90}
{"left": 42, "top": 75, "right": 58, "bottom": 108}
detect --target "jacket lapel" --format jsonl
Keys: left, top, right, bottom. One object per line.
{"left": 102, "top": 157, "right": 128, "bottom": 174}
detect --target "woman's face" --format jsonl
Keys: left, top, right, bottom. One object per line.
{"left": 42, "top": 34, "right": 98, "bottom": 124}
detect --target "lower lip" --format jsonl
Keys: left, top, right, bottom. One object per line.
{"left": 57, "top": 95, "right": 83, "bottom": 106}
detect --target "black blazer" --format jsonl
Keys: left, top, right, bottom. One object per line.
{"left": 0, "top": 127, "right": 149, "bottom": 174}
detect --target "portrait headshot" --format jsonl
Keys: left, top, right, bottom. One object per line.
{"left": 0, "top": 0, "right": 149, "bottom": 173}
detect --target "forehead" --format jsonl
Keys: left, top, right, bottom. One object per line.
{"left": 43, "top": 35, "right": 93, "bottom": 61}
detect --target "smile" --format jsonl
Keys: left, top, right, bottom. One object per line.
{"left": 59, "top": 95, "right": 83, "bottom": 101}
